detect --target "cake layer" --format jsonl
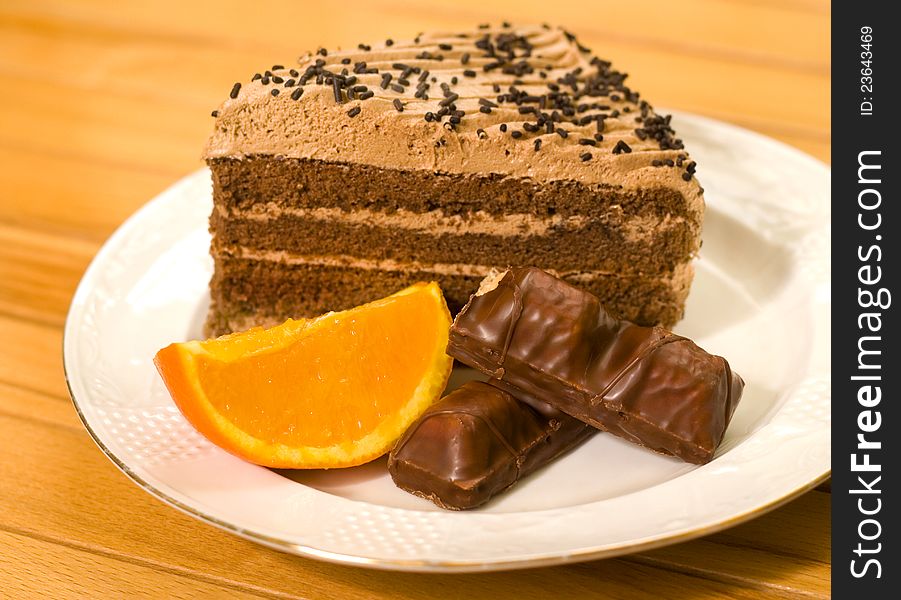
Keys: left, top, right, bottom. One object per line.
{"left": 205, "top": 255, "right": 692, "bottom": 337}
{"left": 210, "top": 205, "right": 697, "bottom": 276}
{"left": 204, "top": 26, "right": 704, "bottom": 208}
{"left": 209, "top": 156, "right": 700, "bottom": 222}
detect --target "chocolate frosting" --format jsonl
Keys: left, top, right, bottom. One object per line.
{"left": 204, "top": 24, "right": 703, "bottom": 213}
{"left": 448, "top": 267, "right": 744, "bottom": 464}
{"left": 388, "top": 381, "right": 594, "bottom": 510}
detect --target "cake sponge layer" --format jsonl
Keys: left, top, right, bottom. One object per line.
{"left": 209, "top": 156, "right": 701, "bottom": 223}
{"left": 205, "top": 256, "right": 692, "bottom": 337}
{"left": 210, "top": 208, "right": 698, "bottom": 276}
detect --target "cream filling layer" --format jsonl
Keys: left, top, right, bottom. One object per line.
{"left": 214, "top": 245, "right": 694, "bottom": 282}
{"left": 216, "top": 204, "right": 696, "bottom": 241}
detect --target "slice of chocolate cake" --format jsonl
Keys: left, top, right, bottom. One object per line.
{"left": 203, "top": 24, "right": 704, "bottom": 336}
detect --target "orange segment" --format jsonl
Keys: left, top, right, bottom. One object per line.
{"left": 154, "top": 282, "right": 453, "bottom": 468}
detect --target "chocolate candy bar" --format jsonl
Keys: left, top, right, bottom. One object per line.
{"left": 448, "top": 267, "right": 744, "bottom": 464}
{"left": 388, "top": 381, "right": 594, "bottom": 510}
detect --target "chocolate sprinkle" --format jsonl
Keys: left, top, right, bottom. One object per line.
{"left": 534, "top": 139, "right": 542, "bottom": 151}
{"left": 291, "top": 88, "right": 304, "bottom": 100}
{"left": 347, "top": 106, "right": 362, "bottom": 117}
{"left": 270, "top": 89, "right": 279, "bottom": 96}
{"left": 211, "top": 110, "right": 218, "bottom": 117}
{"left": 580, "top": 152, "right": 592, "bottom": 161}
{"left": 612, "top": 140, "right": 632, "bottom": 154}
{"left": 229, "top": 83, "right": 241, "bottom": 99}
{"left": 393, "top": 98, "right": 404, "bottom": 112}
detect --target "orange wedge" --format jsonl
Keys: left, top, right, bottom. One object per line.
{"left": 154, "top": 282, "right": 453, "bottom": 469}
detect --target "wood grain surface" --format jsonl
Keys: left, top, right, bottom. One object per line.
{"left": 0, "top": 0, "right": 830, "bottom": 597}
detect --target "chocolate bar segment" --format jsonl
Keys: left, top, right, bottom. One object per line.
{"left": 388, "top": 381, "right": 594, "bottom": 510}
{"left": 448, "top": 267, "right": 744, "bottom": 464}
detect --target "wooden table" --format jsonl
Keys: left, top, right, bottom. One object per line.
{"left": 0, "top": 1, "right": 830, "bottom": 597}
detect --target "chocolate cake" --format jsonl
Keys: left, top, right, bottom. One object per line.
{"left": 203, "top": 24, "right": 704, "bottom": 336}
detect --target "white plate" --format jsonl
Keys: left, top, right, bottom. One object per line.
{"left": 64, "top": 112, "right": 831, "bottom": 572}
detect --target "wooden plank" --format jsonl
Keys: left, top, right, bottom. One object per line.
{"left": 0, "top": 145, "right": 175, "bottom": 240}
{"left": 0, "top": 382, "right": 829, "bottom": 599}
{"left": 633, "top": 540, "right": 830, "bottom": 598}
{"left": 0, "top": 24, "right": 829, "bottom": 137}
{"left": 0, "top": 530, "right": 273, "bottom": 599}
{"left": 0, "top": 2, "right": 828, "bottom": 154}
{"left": 1, "top": 0, "right": 829, "bottom": 69}
{"left": 711, "top": 492, "right": 831, "bottom": 562}
{"left": 0, "top": 381, "right": 82, "bottom": 430}
{"left": 633, "top": 493, "right": 830, "bottom": 595}
{"left": 717, "top": 0, "right": 827, "bottom": 16}
{"left": 0, "top": 224, "right": 97, "bottom": 327}
{"left": 0, "top": 78, "right": 205, "bottom": 179}
{"left": 0, "top": 316, "right": 67, "bottom": 399}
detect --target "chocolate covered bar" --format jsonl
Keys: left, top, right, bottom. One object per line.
{"left": 388, "top": 381, "right": 594, "bottom": 510}
{"left": 448, "top": 267, "right": 744, "bottom": 464}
